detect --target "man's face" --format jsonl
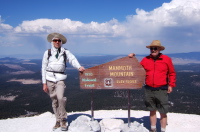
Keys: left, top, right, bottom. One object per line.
{"left": 150, "top": 46, "right": 160, "bottom": 57}
{"left": 52, "top": 38, "right": 62, "bottom": 49}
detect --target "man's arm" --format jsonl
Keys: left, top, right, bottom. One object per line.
{"left": 166, "top": 56, "right": 176, "bottom": 93}
{"left": 66, "top": 50, "right": 85, "bottom": 71}
{"left": 41, "top": 51, "right": 48, "bottom": 93}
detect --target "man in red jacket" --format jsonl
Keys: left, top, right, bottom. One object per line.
{"left": 129, "top": 40, "right": 176, "bottom": 132}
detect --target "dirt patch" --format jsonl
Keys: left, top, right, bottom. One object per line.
{"left": 10, "top": 71, "right": 35, "bottom": 75}
{"left": 0, "top": 95, "right": 18, "bottom": 101}
{"left": 7, "top": 79, "right": 41, "bottom": 84}
{"left": 3, "top": 64, "right": 25, "bottom": 70}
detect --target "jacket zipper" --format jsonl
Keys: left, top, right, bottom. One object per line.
{"left": 153, "top": 59, "right": 156, "bottom": 87}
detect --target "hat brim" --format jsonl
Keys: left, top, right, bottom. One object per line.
{"left": 47, "top": 33, "right": 67, "bottom": 44}
{"left": 146, "top": 46, "right": 165, "bottom": 51}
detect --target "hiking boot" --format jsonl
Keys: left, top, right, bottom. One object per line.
{"left": 53, "top": 121, "right": 60, "bottom": 130}
{"left": 61, "top": 118, "right": 68, "bottom": 131}
{"left": 149, "top": 129, "right": 157, "bottom": 132}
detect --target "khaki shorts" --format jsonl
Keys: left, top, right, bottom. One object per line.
{"left": 144, "top": 88, "right": 169, "bottom": 114}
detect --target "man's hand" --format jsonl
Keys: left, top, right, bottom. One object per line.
{"left": 79, "top": 66, "right": 85, "bottom": 72}
{"left": 128, "top": 53, "right": 135, "bottom": 58}
{"left": 43, "top": 83, "right": 48, "bottom": 93}
{"left": 168, "top": 86, "right": 173, "bottom": 93}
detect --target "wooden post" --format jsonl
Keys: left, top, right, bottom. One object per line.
{"left": 91, "top": 89, "right": 94, "bottom": 121}
{"left": 128, "top": 89, "right": 131, "bottom": 127}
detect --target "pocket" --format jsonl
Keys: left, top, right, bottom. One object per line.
{"left": 48, "top": 63, "right": 65, "bottom": 72}
{"left": 46, "top": 72, "right": 54, "bottom": 78}
{"left": 55, "top": 73, "right": 67, "bottom": 81}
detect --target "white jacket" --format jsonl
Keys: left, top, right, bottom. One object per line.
{"left": 42, "top": 46, "right": 81, "bottom": 83}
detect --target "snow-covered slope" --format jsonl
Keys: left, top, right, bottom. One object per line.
{"left": 0, "top": 110, "right": 199, "bottom": 132}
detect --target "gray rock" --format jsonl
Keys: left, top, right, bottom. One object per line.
{"left": 67, "top": 115, "right": 148, "bottom": 132}
{"left": 120, "top": 121, "right": 149, "bottom": 132}
{"left": 68, "top": 115, "right": 100, "bottom": 132}
{"left": 99, "top": 118, "right": 124, "bottom": 132}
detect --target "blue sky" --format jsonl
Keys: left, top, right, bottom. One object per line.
{"left": 1, "top": 0, "right": 170, "bottom": 26}
{"left": 0, "top": 0, "right": 200, "bottom": 59}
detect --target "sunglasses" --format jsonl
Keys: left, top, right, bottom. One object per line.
{"left": 53, "top": 39, "right": 61, "bottom": 42}
{"left": 150, "top": 47, "right": 158, "bottom": 51}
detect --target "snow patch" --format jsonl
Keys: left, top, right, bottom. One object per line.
{"left": 0, "top": 110, "right": 200, "bottom": 132}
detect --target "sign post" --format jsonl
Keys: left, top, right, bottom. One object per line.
{"left": 91, "top": 89, "right": 94, "bottom": 121}
{"left": 80, "top": 56, "right": 145, "bottom": 126}
{"left": 128, "top": 89, "right": 131, "bottom": 126}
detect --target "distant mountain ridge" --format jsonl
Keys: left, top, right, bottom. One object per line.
{"left": 166, "top": 52, "right": 200, "bottom": 61}
{"left": 0, "top": 51, "right": 200, "bottom": 60}
{"left": 1, "top": 52, "right": 200, "bottom": 67}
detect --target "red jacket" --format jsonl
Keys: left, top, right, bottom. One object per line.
{"left": 140, "top": 53, "right": 176, "bottom": 88}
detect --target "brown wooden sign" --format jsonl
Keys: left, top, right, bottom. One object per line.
{"left": 80, "top": 56, "right": 146, "bottom": 89}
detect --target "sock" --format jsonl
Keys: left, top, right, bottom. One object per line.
{"left": 161, "top": 128, "right": 166, "bottom": 132}
{"left": 151, "top": 125, "right": 156, "bottom": 130}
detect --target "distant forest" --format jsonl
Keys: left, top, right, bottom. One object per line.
{"left": 0, "top": 57, "right": 200, "bottom": 119}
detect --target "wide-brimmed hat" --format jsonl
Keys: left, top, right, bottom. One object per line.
{"left": 47, "top": 32, "right": 67, "bottom": 44}
{"left": 146, "top": 40, "right": 165, "bottom": 51}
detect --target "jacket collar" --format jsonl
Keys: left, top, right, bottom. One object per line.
{"left": 146, "top": 53, "right": 163, "bottom": 60}
{"left": 51, "top": 43, "right": 65, "bottom": 53}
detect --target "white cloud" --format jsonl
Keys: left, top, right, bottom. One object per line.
{"left": 0, "top": 23, "right": 13, "bottom": 30}
{"left": 1, "top": 0, "right": 200, "bottom": 56}
{"left": 126, "top": 0, "right": 200, "bottom": 29}
{"left": 7, "top": 0, "right": 200, "bottom": 37}
{"left": 13, "top": 18, "right": 120, "bottom": 36}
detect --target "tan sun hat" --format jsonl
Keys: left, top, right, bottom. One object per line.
{"left": 47, "top": 32, "right": 67, "bottom": 44}
{"left": 146, "top": 40, "right": 165, "bottom": 51}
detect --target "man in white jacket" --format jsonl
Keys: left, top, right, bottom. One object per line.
{"left": 42, "top": 32, "right": 85, "bottom": 131}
